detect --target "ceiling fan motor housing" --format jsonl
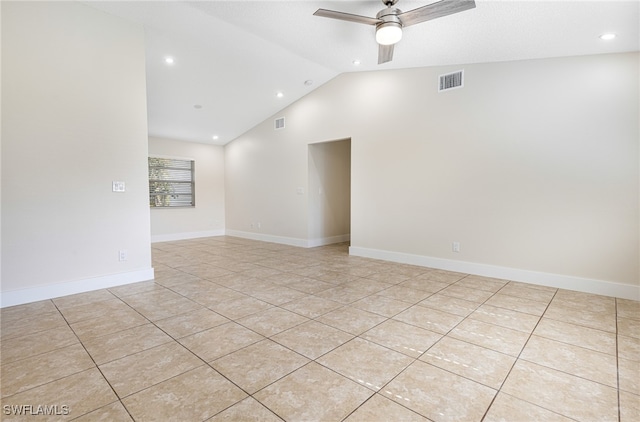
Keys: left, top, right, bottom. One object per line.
{"left": 376, "top": 7, "right": 403, "bottom": 45}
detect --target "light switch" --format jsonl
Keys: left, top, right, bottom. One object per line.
{"left": 112, "top": 181, "right": 126, "bottom": 192}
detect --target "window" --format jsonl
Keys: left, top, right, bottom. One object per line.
{"left": 148, "top": 157, "right": 195, "bottom": 207}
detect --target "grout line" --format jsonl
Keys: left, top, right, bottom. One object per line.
{"left": 615, "top": 298, "right": 621, "bottom": 422}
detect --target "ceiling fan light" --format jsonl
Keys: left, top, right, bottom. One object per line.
{"left": 376, "top": 22, "right": 402, "bottom": 45}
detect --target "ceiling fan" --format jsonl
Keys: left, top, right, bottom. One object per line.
{"left": 314, "top": 0, "right": 476, "bottom": 64}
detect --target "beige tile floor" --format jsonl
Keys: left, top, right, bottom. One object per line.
{"left": 1, "top": 236, "right": 639, "bottom": 421}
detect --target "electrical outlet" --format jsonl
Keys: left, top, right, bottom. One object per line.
{"left": 119, "top": 250, "right": 128, "bottom": 261}
{"left": 452, "top": 242, "right": 460, "bottom": 253}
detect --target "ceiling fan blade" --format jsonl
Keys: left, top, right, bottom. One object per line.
{"left": 378, "top": 44, "right": 394, "bottom": 64}
{"left": 313, "top": 9, "right": 381, "bottom": 26}
{"left": 399, "top": 0, "right": 476, "bottom": 27}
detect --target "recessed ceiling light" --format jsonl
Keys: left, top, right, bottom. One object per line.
{"left": 352, "top": 59, "right": 361, "bottom": 66}
{"left": 600, "top": 33, "right": 616, "bottom": 40}
{"left": 193, "top": 104, "right": 202, "bottom": 109}
{"left": 212, "top": 135, "right": 219, "bottom": 140}
{"left": 276, "top": 92, "right": 284, "bottom": 98}
{"left": 164, "top": 57, "right": 175, "bottom": 64}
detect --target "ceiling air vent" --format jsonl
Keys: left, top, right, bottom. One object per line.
{"left": 274, "top": 117, "right": 285, "bottom": 130}
{"left": 439, "top": 70, "right": 464, "bottom": 92}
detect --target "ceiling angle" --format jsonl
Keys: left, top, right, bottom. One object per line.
{"left": 314, "top": 0, "right": 476, "bottom": 64}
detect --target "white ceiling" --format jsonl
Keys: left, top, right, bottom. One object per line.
{"left": 85, "top": 0, "right": 639, "bottom": 145}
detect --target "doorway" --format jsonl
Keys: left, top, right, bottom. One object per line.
{"left": 307, "top": 139, "right": 351, "bottom": 247}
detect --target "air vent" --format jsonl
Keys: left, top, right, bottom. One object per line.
{"left": 439, "top": 70, "right": 464, "bottom": 92}
{"left": 274, "top": 117, "right": 285, "bottom": 130}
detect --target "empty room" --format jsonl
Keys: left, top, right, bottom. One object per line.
{"left": 1, "top": 0, "right": 638, "bottom": 421}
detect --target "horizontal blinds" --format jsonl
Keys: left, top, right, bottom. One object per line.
{"left": 149, "top": 157, "right": 195, "bottom": 207}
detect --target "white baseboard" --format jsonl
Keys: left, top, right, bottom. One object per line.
{"left": 349, "top": 246, "right": 639, "bottom": 301}
{"left": 0, "top": 268, "right": 155, "bottom": 308}
{"left": 307, "top": 234, "right": 351, "bottom": 248}
{"left": 225, "top": 230, "right": 308, "bottom": 247}
{"left": 151, "top": 229, "right": 225, "bottom": 243}
{"left": 226, "top": 230, "right": 350, "bottom": 248}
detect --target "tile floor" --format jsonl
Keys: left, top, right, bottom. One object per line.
{"left": 1, "top": 236, "right": 639, "bottom": 421}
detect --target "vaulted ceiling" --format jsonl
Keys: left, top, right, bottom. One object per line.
{"left": 85, "top": 1, "right": 639, "bottom": 145}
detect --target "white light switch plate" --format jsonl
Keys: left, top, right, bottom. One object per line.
{"left": 112, "top": 181, "right": 126, "bottom": 192}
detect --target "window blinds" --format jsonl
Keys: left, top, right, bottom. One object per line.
{"left": 148, "top": 157, "right": 195, "bottom": 207}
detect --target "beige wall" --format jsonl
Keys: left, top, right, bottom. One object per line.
{"left": 1, "top": 1, "right": 152, "bottom": 305}
{"left": 149, "top": 136, "right": 225, "bottom": 241}
{"left": 225, "top": 52, "right": 639, "bottom": 295}
{"left": 225, "top": 126, "right": 310, "bottom": 245}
